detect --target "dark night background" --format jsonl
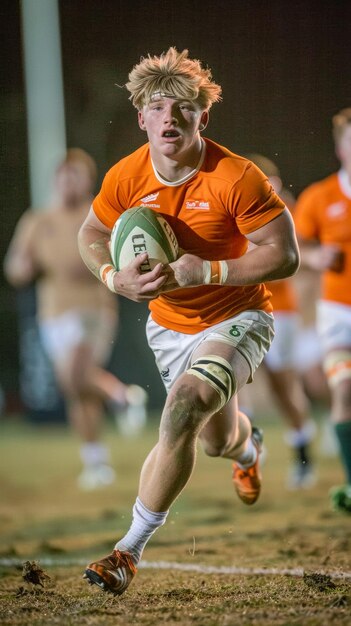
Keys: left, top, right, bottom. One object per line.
{"left": 1, "top": 0, "right": 350, "bottom": 416}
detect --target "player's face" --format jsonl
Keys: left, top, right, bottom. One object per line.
{"left": 336, "top": 124, "right": 351, "bottom": 170}
{"left": 138, "top": 97, "right": 208, "bottom": 160}
{"left": 55, "top": 162, "right": 92, "bottom": 205}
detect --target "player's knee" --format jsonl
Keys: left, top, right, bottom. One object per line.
{"left": 324, "top": 350, "right": 351, "bottom": 390}
{"left": 201, "top": 429, "right": 242, "bottom": 458}
{"left": 186, "top": 355, "right": 236, "bottom": 410}
{"left": 56, "top": 364, "right": 88, "bottom": 396}
{"left": 162, "top": 383, "right": 215, "bottom": 445}
{"left": 201, "top": 438, "right": 228, "bottom": 457}
{"left": 333, "top": 378, "right": 351, "bottom": 411}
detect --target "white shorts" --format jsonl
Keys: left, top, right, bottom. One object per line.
{"left": 264, "top": 312, "right": 299, "bottom": 371}
{"left": 293, "top": 326, "right": 323, "bottom": 372}
{"left": 316, "top": 300, "right": 351, "bottom": 354}
{"left": 39, "top": 310, "right": 116, "bottom": 365}
{"left": 146, "top": 310, "right": 274, "bottom": 393}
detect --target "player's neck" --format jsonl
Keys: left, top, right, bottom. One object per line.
{"left": 52, "top": 194, "right": 91, "bottom": 211}
{"left": 343, "top": 166, "right": 351, "bottom": 185}
{"left": 338, "top": 167, "right": 351, "bottom": 197}
{"left": 150, "top": 138, "right": 205, "bottom": 184}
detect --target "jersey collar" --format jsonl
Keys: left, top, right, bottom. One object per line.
{"left": 151, "top": 139, "right": 206, "bottom": 187}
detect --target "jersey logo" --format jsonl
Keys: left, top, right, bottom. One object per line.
{"left": 141, "top": 192, "right": 159, "bottom": 203}
{"left": 160, "top": 367, "right": 171, "bottom": 382}
{"left": 185, "top": 200, "right": 210, "bottom": 210}
{"left": 326, "top": 202, "right": 347, "bottom": 218}
{"left": 140, "top": 192, "right": 160, "bottom": 208}
{"left": 229, "top": 324, "right": 246, "bottom": 338}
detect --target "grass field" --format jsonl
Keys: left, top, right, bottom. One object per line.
{"left": 0, "top": 413, "right": 350, "bottom": 626}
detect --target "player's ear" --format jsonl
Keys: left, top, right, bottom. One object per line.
{"left": 199, "top": 110, "right": 209, "bottom": 132}
{"left": 138, "top": 111, "right": 147, "bottom": 131}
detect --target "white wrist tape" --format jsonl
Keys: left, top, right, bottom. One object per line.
{"left": 219, "top": 260, "right": 228, "bottom": 283}
{"left": 99, "top": 263, "right": 118, "bottom": 293}
{"left": 202, "top": 260, "right": 228, "bottom": 285}
{"left": 203, "top": 260, "right": 212, "bottom": 284}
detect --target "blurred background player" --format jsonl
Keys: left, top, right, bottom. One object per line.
{"left": 4, "top": 148, "right": 147, "bottom": 490}
{"left": 294, "top": 108, "right": 351, "bottom": 513}
{"left": 238, "top": 154, "right": 318, "bottom": 489}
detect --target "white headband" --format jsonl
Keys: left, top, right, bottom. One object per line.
{"left": 150, "top": 91, "right": 176, "bottom": 101}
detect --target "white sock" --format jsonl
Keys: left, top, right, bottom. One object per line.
{"left": 235, "top": 438, "right": 257, "bottom": 469}
{"left": 284, "top": 419, "right": 317, "bottom": 448}
{"left": 115, "top": 497, "right": 168, "bottom": 565}
{"left": 80, "top": 442, "right": 109, "bottom": 467}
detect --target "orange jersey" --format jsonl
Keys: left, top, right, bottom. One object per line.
{"left": 294, "top": 171, "right": 351, "bottom": 306}
{"left": 266, "top": 279, "right": 298, "bottom": 312}
{"left": 93, "top": 138, "right": 285, "bottom": 333}
{"left": 265, "top": 187, "right": 298, "bottom": 313}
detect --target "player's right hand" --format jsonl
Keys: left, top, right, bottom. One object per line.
{"left": 113, "top": 253, "right": 167, "bottom": 302}
{"left": 160, "top": 254, "right": 205, "bottom": 290}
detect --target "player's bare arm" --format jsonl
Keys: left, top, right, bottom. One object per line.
{"left": 3, "top": 212, "right": 39, "bottom": 287}
{"left": 237, "top": 208, "right": 300, "bottom": 282}
{"left": 78, "top": 207, "right": 114, "bottom": 277}
{"left": 78, "top": 207, "right": 168, "bottom": 302}
{"left": 162, "top": 208, "right": 300, "bottom": 289}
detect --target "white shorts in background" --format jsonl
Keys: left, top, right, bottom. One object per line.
{"left": 264, "top": 312, "right": 299, "bottom": 371}
{"left": 146, "top": 310, "right": 274, "bottom": 393}
{"left": 293, "top": 325, "right": 323, "bottom": 372}
{"left": 316, "top": 300, "right": 351, "bottom": 354}
{"left": 39, "top": 310, "right": 116, "bottom": 365}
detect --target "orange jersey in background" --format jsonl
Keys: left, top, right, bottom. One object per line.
{"left": 294, "top": 172, "right": 351, "bottom": 306}
{"left": 264, "top": 188, "right": 298, "bottom": 314}
{"left": 266, "top": 279, "right": 298, "bottom": 313}
{"left": 93, "top": 138, "right": 285, "bottom": 333}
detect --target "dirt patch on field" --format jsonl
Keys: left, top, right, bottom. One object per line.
{"left": 0, "top": 565, "right": 350, "bottom": 626}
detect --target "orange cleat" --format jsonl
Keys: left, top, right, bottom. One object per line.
{"left": 232, "top": 427, "right": 263, "bottom": 505}
{"left": 83, "top": 549, "right": 137, "bottom": 595}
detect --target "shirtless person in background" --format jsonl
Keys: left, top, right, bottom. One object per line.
{"left": 4, "top": 148, "right": 147, "bottom": 490}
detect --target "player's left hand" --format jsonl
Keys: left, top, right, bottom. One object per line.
{"left": 160, "top": 254, "right": 205, "bottom": 290}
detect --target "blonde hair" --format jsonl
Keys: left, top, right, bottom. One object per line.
{"left": 126, "top": 47, "right": 222, "bottom": 110}
{"left": 332, "top": 108, "right": 351, "bottom": 143}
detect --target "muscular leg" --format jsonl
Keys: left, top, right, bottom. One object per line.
{"left": 323, "top": 348, "right": 351, "bottom": 512}
{"left": 65, "top": 392, "right": 104, "bottom": 443}
{"left": 138, "top": 344, "right": 252, "bottom": 512}
{"left": 84, "top": 328, "right": 268, "bottom": 589}
{"left": 330, "top": 377, "right": 351, "bottom": 486}
{"left": 263, "top": 366, "right": 308, "bottom": 430}
{"left": 92, "top": 366, "right": 129, "bottom": 404}
{"left": 199, "top": 400, "right": 252, "bottom": 460}
{"left": 194, "top": 341, "right": 253, "bottom": 459}
{"left": 69, "top": 343, "right": 147, "bottom": 436}
{"left": 302, "top": 363, "right": 330, "bottom": 406}
{"left": 263, "top": 364, "right": 317, "bottom": 488}
{"left": 53, "top": 343, "right": 106, "bottom": 442}
{"left": 57, "top": 342, "right": 128, "bottom": 404}
{"left": 52, "top": 344, "right": 115, "bottom": 488}
{"left": 138, "top": 373, "right": 220, "bottom": 511}
{"left": 330, "top": 378, "right": 351, "bottom": 425}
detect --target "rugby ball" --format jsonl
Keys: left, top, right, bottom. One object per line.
{"left": 110, "top": 206, "right": 178, "bottom": 272}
